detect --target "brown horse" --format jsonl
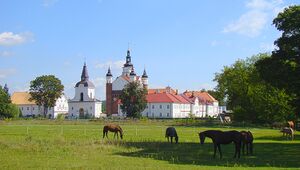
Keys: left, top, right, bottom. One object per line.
{"left": 103, "top": 124, "right": 123, "bottom": 139}
{"left": 165, "top": 127, "right": 178, "bottom": 144}
{"left": 240, "top": 131, "right": 253, "bottom": 155}
{"left": 199, "top": 130, "right": 242, "bottom": 159}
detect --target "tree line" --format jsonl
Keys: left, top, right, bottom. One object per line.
{"left": 213, "top": 6, "right": 300, "bottom": 123}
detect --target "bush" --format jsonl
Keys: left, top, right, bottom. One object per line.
{"left": 0, "top": 103, "right": 20, "bottom": 119}
{"left": 56, "top": 114, "right": 65, "bottom": 120}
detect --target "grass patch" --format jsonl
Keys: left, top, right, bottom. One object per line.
{"left": 0, "top": 119, "right": 299, "bottom": 169}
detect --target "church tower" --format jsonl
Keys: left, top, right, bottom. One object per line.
{"left": 142, "top": 69, "right": 148, "bottom": 89}
{"left": 122, "top": 49, "right": 133, "bottom": 76}
{"left": 68, "top": 62, "right": 102, "bottom": 119}
{"left": 106, "top": 67, "right": 113, "bottom": 115}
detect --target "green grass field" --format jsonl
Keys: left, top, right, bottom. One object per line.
{"left": 0, "top": 119, "right": 299, "bottom": 169}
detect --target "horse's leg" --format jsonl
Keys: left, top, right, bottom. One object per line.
{"left": 171, "top": 137, "right": 173, "bottom": 144}
{"left": 106, "top": 132, "right": 108, "bottom": 139}
{"left": 116, "top": 132, "right": 119, "bottom": 139}
{"left": 217, "top": 144, "right": 222, "bottom": 159}
{"left": 103, "top": 131, "right": 105, "bottom": 139}
{"left": 246, "top": 143, "right": 249, "bottom": 155}
{"left": 250, "top": 142, "right": 253, "bottom": 155}
{"left": 242, "top": 142, "right": 245, "bottom": 155}
{"left": 213, "top": 144, "right": 217, "bottom": 158}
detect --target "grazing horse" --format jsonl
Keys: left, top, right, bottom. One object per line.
{"left": 165, "top": 127, "right": 178, "bottom": 144}
{"left": 199, "top": 130, "right": 242, "bottom": 159}
{"left": 103, "top": 124, "right": 123, "bottom": 139}
{"left": 240, "top": 131, "right": 253, "bottom": 155}
{"left": 281, "top": 127, "right": 294, "bottom": 140}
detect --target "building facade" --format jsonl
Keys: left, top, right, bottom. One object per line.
{"left": 68, "top": 63, "right": 103, "bottom": 119}
{"left": 106, "top": 49, "right": 148, "bottom": 115}
{"left": 11, "top": 92, "right": 68, "bottom": 118}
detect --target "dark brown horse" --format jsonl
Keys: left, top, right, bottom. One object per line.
{"left": 199, "top": 130, "right": 242, "bottom": 159}
{"left": 103, "top": 124, "right": 123, "bottom": 139}
{"left": 240, "top": 131, "right": 253, "bottom": 155}
{"left": 165, "top": 127, "right": 178, "bottom": 144}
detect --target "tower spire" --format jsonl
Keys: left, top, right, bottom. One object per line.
{"left": 81, "top": 62, "right": 89, "bottom": 81}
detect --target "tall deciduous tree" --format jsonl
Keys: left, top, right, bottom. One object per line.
{"left": 256, "top": 5, "right": 300, "bottom": 118}
{"left": 119, "top": 81, "right": 147, "bottom": 118}
{"left": 214, "top": 54, "right": 295, "bottom": 123}
{"left": 29, "top": 75, "right": 64, "bottom": 118}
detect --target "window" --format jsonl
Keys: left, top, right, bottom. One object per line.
{"left": 160, "top": 105, "right": 162, "bottom": 109}
{"left": 90, "top": 93, "right": 92, "bottom": 98}
{"left": 90, "top": 106, "right": 92, "bottom": 110}
{"left": 72, "top": 107, "right": 74, "bottom": 110}
{"left": 27, "top": 107, "right": 29, "bottom": 110}
{"left": 146, "top": 105, "right": 148, "bottom": 109}
{"left": 146, "top": 112, "right": 148, "bottom": 117}
{"left": 167, "top": 105, "right": 170, "bottom": 109}
{"left": 80, "top": 93, "right": 84, "bottom": 101}
{"left": 160, "top": 113, "right": 162, "bottom": 117}
{"left": 32, "top": 107, "right": 34, "bottom": 110}
{"left": 152, "top": 105, "right": 154, "bottom": 109}
{"left": 167, "top": 113, "right": 170, "bottom": 117}
{"left": 152, "top": 113, "right": 154, "bottom": 117}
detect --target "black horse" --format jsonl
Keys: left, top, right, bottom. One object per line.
{"left": 199, "top": 130, "right": 242, "bottom": 159}
{"left": 240, "top": 131, "right": 253, "bottom": 155}
{"left": 165, "top": 127, "right": 178, "bottom": 144}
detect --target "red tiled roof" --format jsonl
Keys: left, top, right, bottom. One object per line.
{"left": 183, "top": 91, "right": 217, "bottom": 103}
{"left": 146, "top": 93, "right": 190, "bottom": 104}
{"left": 147, "top": 87, "right": 177, "bottom": 95}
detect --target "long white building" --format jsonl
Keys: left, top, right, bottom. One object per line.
{"left": 11, "top": 92, "right": 68, "bottom": 118}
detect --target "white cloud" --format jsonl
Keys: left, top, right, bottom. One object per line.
{"left": 95, "top": 60, "right": 124, "bottom": 70}
{"left": 223, "top": 0, "right": 285, "bottom": 37}
{"left": 260, "top": 42, "right": 276, "bottom": 51}
{"left": 0, "top": 32, "right": 33, "bottom": 46}
{"left": 0, "top": 51, "right": 13, "bottom": 57}
{"left": 92, "top": 77, "right": 106, "bottom": 88}
{"left": 0, "top": 68, "right": 16, "bottom": 79}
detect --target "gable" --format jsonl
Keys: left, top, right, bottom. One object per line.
{"left": 112, "top": 76, "right": 130, "bottom": 91}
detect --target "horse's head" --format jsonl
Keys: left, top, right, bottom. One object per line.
{"left": 199, "top": 132, "right": 205, "bottom": 144}
{"left": 119, "top": 128, "right": 123, "bottom": 139}
{"left": 175, "top": 136, "right": 179, "bottom": 144}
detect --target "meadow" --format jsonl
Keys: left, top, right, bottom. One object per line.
{"left": 0, "top": 119, "right": 299, "bottom": 169}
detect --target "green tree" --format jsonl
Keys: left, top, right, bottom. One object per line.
{"left": 119, "top": 81, "right": 147, "bottom": 118}
{"left": 256, "top": 5, "right": 300, "bottom": 118}
{"left": 0, "top": 86, "right": 20, "bottom": 119}
{"left": 214, "top": 53, "right": 295, "bottom": 123}
{"left": 29, "top": 75, "right": 64, "bottom": 118}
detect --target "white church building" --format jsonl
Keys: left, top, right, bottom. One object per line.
{"left": 68, "top": 63, "right": 103, "bottom": 119}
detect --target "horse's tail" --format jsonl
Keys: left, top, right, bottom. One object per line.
{"left": 103, "top": 126, "right": 107, "bottom": 138}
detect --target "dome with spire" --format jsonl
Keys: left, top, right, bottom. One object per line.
{"left": 75, "top": 62, "right": 95, "bottom": 88}
{"left": 124, "top": 49, "right": 133, "bottom": 67}
{"left": 130, "top": 68, "right": 136, "bottom": 76}
{"left": 142, "top": 69, "right": 148, "bottom": 78}
{"left": 106, "top": 67, "right": 112, "bottom": 77}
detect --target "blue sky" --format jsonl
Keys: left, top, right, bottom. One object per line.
{"left": 0, "top": 0, "right": 298, "bottom": 100}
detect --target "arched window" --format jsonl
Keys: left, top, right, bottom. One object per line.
{"left": 80, "top": 93, "right": 84, "bottom": 101}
